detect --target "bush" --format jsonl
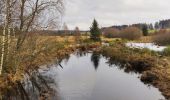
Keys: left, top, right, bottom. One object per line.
{"left": 103, "top": 27, "right": 142, "bottom": 40}
{"left": 153, "top": 30, "right": 170, "bottom": 45}
{"left": 120, "top": 27, "right": 142, "bottom": 40}
{"left": 103, "top": 28, "right": 120, "bottom": 38}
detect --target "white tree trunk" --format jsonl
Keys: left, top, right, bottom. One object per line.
{"left": 0, "top": 26, "right": 6, "bottom": 75}
{"left": 0, "top": 0, "right": 9, "bottom": 75}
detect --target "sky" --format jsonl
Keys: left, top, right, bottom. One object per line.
{"left": 63, "top": 0, "right": 170, "bottom": 30}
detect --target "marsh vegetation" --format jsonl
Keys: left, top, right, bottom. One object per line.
{"left": 0, "top": 0, "right": 170, "bottom": 100}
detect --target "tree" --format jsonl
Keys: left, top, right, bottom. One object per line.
{"left": 142, "top": 24, "right": 148, "bottom": 36}
{"left": 0, "top": 0, "right": 64, "bottom": 75}
{"left": 75, "top": 27, "right": 80, "bottom": 36}
{"left": 63, "top": 23, "right": 68, "bottom": 36}
{"left": 154, "top": 22, "right": 160, "bottom": 30}
{"left": 74, "top": 26, "right": 81, "bottom": 42}
{"left": 90, "top": 19, "right": 101, "bottom": 41}
{"left": 0, "top": 0, "right": 12, "bottom": 75}
{"left": 150, "top": 24, "right": 154, "bottom": 30}
{"left": 16, "top": 0, "right": 64, "bottom": 50}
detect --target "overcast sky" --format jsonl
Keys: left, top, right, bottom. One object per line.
{"left": 63, "top": 0, "right": 170, "bottom": 30}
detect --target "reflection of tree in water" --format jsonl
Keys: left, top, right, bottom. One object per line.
{"left": 91, "top": 52, "right": 101, "bottom": 70}
{"left": 75, "top": 51, "right": 87, "bottom": 58}
{"left": 105, "top": 56, "right": 147, "bottom": 74}
{"left": 2, "top": 69, "right": 60, "bottom": 100}
{"left": 63, "top": 54, "right": 70, "bottom": 64}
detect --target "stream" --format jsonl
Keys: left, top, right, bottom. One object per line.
{"left": 4, "top": 52, "right": 166, "bottom": 100}
{"left": 42, "top": 52, "right": 165, "bottom": 100}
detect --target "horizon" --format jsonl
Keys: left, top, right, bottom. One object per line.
{"left": 63, "top": 0, "right": 170, "bottom": 30}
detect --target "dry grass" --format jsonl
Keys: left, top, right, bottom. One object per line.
{"left": 100, "top": 41, "right": 170, "bottom": 99}
{"left": 152, "top": 30, "right": 170, "bottom": 45}
{"left": 101, "top": 37, "right": 121, "bottom": 43}
{"left": 0, "top": 35, "right": 101, "bottom": 96}
{"left": 134, "top": 36, "right": 153, "bottom": 43}
{"left": 0, "top": 35, "right": 80, "bottom": 94}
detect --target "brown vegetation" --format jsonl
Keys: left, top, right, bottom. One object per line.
{"left": 153, "top": 30, "right": 170, "bottom": 46}
{"left": 0, "top": 36, "right": 76, "bottom": 94}
{"left": 120, "top": 27, "right": 143, "bottom": 40}
{"left": 99, "top": 41, "right": 170, "bottom": 99}
{"left": 0, "top": 35, "right": 101, "bottom": 98}
{"left": 103, "top": 27, "right": 142, "bottom": 40}
{"left": 103, "top": 28, "right": 120, "bottom": 38}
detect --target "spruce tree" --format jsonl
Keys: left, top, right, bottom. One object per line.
{"left": 90, "top": 19, "right": 101, "bottom": 41}
{"left": 142, "top": 24, "right": 148, "bottom": 36}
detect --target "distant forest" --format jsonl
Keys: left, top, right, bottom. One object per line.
{"left": 1, "top": 19, "right": 170, "bottom": 36}
{"left": 102, "top": 19, "right": 170, "bottom": 31}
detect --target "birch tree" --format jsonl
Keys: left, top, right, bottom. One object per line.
{"left": 0, "top": 0, "right": 10, "bottom": 75}
{"left": 0, "top": 0, "right": 64, "bottom": 75}
{"left": 16, "top": 0, "right": 64, "bottom": 50}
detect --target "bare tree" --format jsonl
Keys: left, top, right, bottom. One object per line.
{"left": 74, "top": 26, "right": 81, "bottom": 42}
{"left": 16, "top": 0, "right": 64, "bottom": 49}
{"left": 0, "top": 0, "right": 64, "bottom": 75}
{"left": 63, "top": 22, "right": 68, "bottom": 35}
{"left": 0, "top": 0, "right": 11, "bottom": 75}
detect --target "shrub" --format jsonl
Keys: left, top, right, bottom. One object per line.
{"left": 120, "top": 27, "right": 142, "bottom": 40}
{"left": 103, "top": 28, "right": 120, "bottom": 38}
{"left": 153, "top": 30, "right": 170, "bottom": 45}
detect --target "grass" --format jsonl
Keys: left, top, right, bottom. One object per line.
{"left": 0, "top": 35, "right": 170, "bottom": 99}
{"left": 162, "top": 46, "right": 170, "bottom": 56}
{"left": 98, "top": 40, "right": 170, "bottom": 99}
{"left": 148, "top": 29, "right": 156, "bottom": 33}
{"left": 0, "top": 35, "right": 102, "bottom": 97}
{"left": 100, "top": 40, "right": 158, "bottom": 72}
{"left": 0, "top": 36, "right": 76, "bottom": 95}
{"left": 135, "top": 36, "right": 153, "bottom": 43}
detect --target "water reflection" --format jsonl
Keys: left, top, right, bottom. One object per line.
{"left": 91, "top": 52, "right": 101, "bottom": 70}
{"left": 75, "top": 51, "right": 87, "bottom": 57}
{"left": 2, "top": 70, "right": 60, "bottom": 100}
{"left": 102, "top": 55, "right": 149, "bottom": 74}
{"left": 1, "top": 51, "right": 166, "bottom": 100}
{"left": 56, "top": 52, "right": 165, "bottom": 100}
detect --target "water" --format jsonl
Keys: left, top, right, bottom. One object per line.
{"left": 126, "top": 42, "right": 167, "bottom": 52}
{"left": 39, "top": 52, "right": 165, "bottom": 100}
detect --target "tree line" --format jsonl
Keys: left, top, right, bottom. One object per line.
{"left": 102, "top": 19, "right": 170, "bottom": 31}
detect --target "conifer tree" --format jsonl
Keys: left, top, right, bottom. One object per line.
{"left": 90, "top": 19, "right": 101, "bottom": 41}
{"left": 142, "top": 24, "right": 148, "bottom": 36}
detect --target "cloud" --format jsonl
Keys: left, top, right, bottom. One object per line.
{"left": 63, "top": 0, "right": 170, "bottom": 30}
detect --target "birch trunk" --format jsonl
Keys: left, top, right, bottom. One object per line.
{"left": 0, "top": 0, "right": 10, "bottom": 75}
{"left": 0, "top": 24, "right": 6, "bottom": 75}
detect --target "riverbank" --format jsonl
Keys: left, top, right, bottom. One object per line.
{"left": 99, "top": 40, "right": 170, "bottom": 99}
{"left": 0, "top": 36, "right": 101, "bottom": 98}
{"left": 0, "top": 36, "right": 170, "bottom": 99}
